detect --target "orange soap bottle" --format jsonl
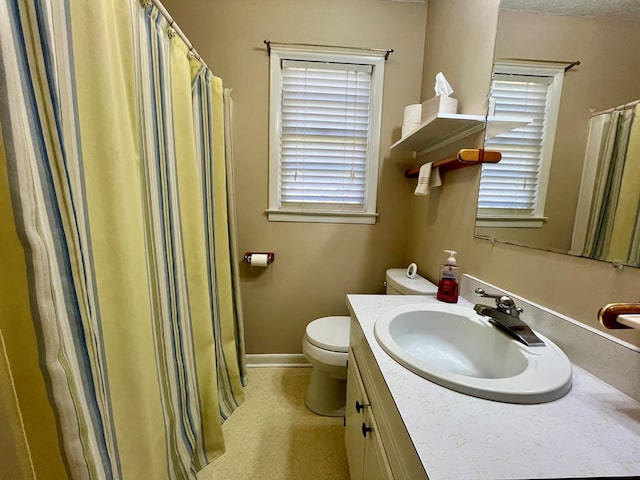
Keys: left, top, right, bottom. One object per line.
{"left": 436, "top": 250, "right": 459, "bottom": 303}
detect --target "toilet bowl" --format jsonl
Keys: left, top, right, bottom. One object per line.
{"left": 302, "top": 268, "right": 438, "bottom": 416}
{"left": 302, "top": 316, "right": 350, "bottom": 416}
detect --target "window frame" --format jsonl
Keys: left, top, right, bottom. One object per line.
{"left": 267, "top": 46, "right": 385, "bottom": 224}
{"left": 477, "top": 61, "right": 565, "bottom": 228}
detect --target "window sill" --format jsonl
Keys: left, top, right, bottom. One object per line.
{"left": 266, "top": 209, "right": 378, "bottom": 225}
{"left": 476, "top": 215, "right": 547, "bottom": 228}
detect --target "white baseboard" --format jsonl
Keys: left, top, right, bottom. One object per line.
{"left": 245, "top": 353, "right": 310, "bottom": 367}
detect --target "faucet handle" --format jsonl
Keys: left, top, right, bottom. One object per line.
{"left": 475, "top": 288, "right": 522, "bottom": 315}
{"left": 497, "top": 296, "right": 516, "bottom": 309}
{"left": 475, "top": 288, "right": 502, "bottom": 300}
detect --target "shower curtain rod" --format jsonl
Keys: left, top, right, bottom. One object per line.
{"left": 591, "top": 98, "right": 640, "bottom": 117}
{"left": 263, "top": 40, "right": 394, "bottom": 61}
{"left": 148, "top": 0, "right": 211, "bottom": 72}
{"left": 496, "top": 57, "right": 581, "bottom": 72}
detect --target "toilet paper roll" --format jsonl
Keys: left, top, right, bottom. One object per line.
{"left": 403, "top": 104, "right": 422, "bottom": 125}
{"left": 249, "top": 253, "right": 269, "bottom": 267}
{"left": 402, "top": 122, "right": 420, "bottom": 138}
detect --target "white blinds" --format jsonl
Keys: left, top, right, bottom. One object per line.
{"left": 479, "top": 74, "right": 552, "bottom": 214}
{"left": 279, "top": 60, "right": 372, "bottom": 210}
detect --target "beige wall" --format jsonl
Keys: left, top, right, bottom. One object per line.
{"left": 408, "top": 0, "right": 640, "bottom": 347}
{"left": 477, "top": 11, "right": 640, "bottom": 251}
{"left": 420, "top": 0, "right": 498, "bottom": 114}
{"left": 164, "top": 0, "right": 428, "bottom": 353}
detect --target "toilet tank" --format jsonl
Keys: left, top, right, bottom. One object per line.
{"left": 385, "top": 268, "right": 438, "bottom": 295}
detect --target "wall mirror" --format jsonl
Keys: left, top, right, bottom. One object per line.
{"left": 475, "top": 0, "right": 640, "bottom": 268}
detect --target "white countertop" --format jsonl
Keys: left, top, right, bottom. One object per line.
{"left": 347, "top": 294, "right": 640, "bottom": 480}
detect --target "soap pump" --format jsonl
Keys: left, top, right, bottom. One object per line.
{"left": 436, "top": 250, "right": 460, "bottom": 303}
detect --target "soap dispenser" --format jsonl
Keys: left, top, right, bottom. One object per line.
{"left": 436, "top": 250, "right": 459, "bottom": 303}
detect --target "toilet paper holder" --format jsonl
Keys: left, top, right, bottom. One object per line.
{"left": 243, "top": 252, "right": 275, "bottom": 264}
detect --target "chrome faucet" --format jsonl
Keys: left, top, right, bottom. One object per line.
{"left": 473, "top": 288, "right": 545, "bottom": 347}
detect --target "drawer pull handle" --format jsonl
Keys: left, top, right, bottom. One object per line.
{"left": 362, "top": 422, "right": 372, "bottom": 438}
{"left": 355, "top": 400, "right": 364, "bottom": 413}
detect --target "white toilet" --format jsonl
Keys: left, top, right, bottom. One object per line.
{"left": 302, "top": 268, "right": 438, "bottom": 416}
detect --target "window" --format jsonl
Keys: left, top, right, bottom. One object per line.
{"left": 267, "top": 47, "right": 385, "bottom": 224}
{"left": 477, "top": 62, "right": 564, "bottom": 228}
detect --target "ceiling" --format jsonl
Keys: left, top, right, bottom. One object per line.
{"left": 501, "top": 0, "right": 640, "bottom": 21}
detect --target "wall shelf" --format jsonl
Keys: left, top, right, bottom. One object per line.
{"left": 486, "top": 116, "right": 533, "bottom": 138}
{"left": 390, "top": 113, "right": 532, "bottom": 156}
{"left": 390, "top": 113, "right": 485, "bottom": 155}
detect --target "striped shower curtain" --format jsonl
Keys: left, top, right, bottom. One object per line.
{"left": 574, "top": 105, "right": 640, "bottom": 267}
{"left": 0, "top": 1, "right": 244, "bottom": 479}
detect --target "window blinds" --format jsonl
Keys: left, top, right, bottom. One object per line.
{"left": 279, "top": 60, "right": 372, "bottom": 211}
{"left": 479, "top": 74, "right": 553, "bottom": 214}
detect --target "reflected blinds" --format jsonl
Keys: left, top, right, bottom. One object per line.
{"left": 279, "top": 60, "right": 372, "bottom": 211}
{"left": 479, "top": 74, "right": 553, "bottom": 213}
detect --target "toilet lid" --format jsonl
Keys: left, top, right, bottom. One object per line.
{"left": 386, "top": 268, "right": 438, "bottom": 295}
{"left": 305, "top": 316, "right": 350, "bottom": 353}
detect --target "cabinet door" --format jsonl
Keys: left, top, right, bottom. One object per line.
{"left": 345, "top": 353, "right": 368, "bottom": 480}
{"left": 362, "top": 411, "right": 395, "bottom": 480}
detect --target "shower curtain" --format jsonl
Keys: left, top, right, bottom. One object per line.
{"left": 572, "top": 104, "right": 640, "bottom": 266}
{"left": 0, "top": 1, "right": 244, "bottom": 478}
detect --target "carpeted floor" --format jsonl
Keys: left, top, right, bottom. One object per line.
{"left": 198, "top": 367, "right": 350, "bottom": 480}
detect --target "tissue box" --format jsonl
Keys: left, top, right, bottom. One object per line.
{"left": 421, "top": 96, "right": 458, "bottom": 122}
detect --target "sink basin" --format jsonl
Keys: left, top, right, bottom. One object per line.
{"left": 374, "top": 303, "right": 572, "bottom": 404}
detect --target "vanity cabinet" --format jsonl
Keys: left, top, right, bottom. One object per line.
{"left": 345, "top": 318, "right": 428, "bottom": 480}
{"left": 346, "top": 293, "right": 640, "bottom": 479}
{"left": 345, "top": 350, "right": 393, "bottom": 480}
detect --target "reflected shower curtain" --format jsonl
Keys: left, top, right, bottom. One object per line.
{"left": 577, "top": 105, "right": 640, "bottom": 266}
{"left": 607, "top": 105, "right": 640, "bottom": 266}
{"left": 0, "top": 1, "right": 244, "bottom": 478}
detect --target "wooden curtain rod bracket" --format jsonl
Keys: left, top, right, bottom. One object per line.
{"left": 598, "top": 303, "right": 640, "bottom": 330}
{"left": 404, "top": 149, "right": 501, "bottom": 178}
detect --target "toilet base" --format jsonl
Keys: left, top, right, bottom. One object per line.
{"left": 304, "top": 367, "right": 346, "bottom": 417}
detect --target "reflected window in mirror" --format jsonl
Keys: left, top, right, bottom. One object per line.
{"left": 477, "top": 62, "right": 565, "bottom": 228}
